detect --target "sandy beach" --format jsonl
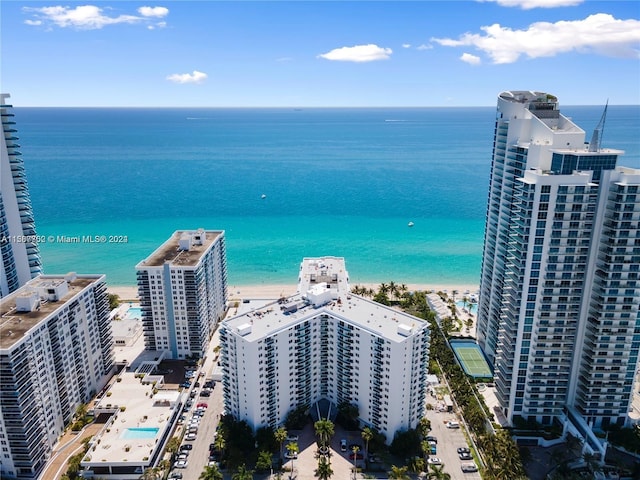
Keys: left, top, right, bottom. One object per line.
{"left": 107, "top": 283, "right": 479, "bottom": 302}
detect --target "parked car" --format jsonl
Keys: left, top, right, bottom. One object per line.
{"left": 173, "top": 460, "right": 188, "bottom": 469}
{"left": 446, "top": 421, "right": 460, "bottom": 429}
{"left": 285, "top": 451, "right": 298, "bottom": 459}
{"left": 461, "top": 463, "right": 478, "bottom": 472}
{"left": 427, "top": 457, "right": 442, "bottom": 465}
{"left": 340, "top": 439, "right": 347, "bottom": 452}
{"left": 368, "top": 455, "right": 381, "bottom": 463}
{"left": 286, "top": 434, "right": 298, "bottom": 442}
{"left": 459, "top": 452, "right": 473, "bottom": 460}
{"left": 349, "top": 452, "right": 364, "bottom": 460}
{"left": 430, "top": 445, "right": 437, "bottom": 455}
{"left": 200, "top": 390, "right": 211, "bottom": 397}
{"left": 169, "top": 473, "right": 183, "bottom": 479}
{"left": 185, "top": 433, "right": 197, "bottom": 441}
{"left": 180, "top": 444, "right": 192, "bottom": 451}
{"left": 426, "top": 435, "right": 437, "bottom": 443}
{"left": 457, "top": 447, "right": 470, "bottom": 454}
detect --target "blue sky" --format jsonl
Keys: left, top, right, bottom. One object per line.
{"left": 2, "top": 0, "right": 639, "bottom": 106}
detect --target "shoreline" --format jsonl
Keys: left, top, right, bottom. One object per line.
{"left": 107, "top": 282, "right": 480, "bottom": 302}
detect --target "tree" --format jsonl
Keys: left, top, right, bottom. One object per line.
{"left": 315, "top": 456, "right": 334, "bottom": 480}
{"left": 286, "top": 442, "right": 299, "bottom": 480}
{"left": 213, "top": 433, "right": 226, "bottom": 460}
{"left": 314, "top": 419, "right": 335, "bottom": 448}
{"left": 256, "top": 450, "right": 273, "bottom": 472}
{"left": 108, "top": 293, "right": 121, "bottom": 310}
{"left": 232, "top": 464, "right": 254, "bottom": 480}
{"left": 387, "top": 465, "right": 410, "bottom": 480}
{"left": 351, "top": 445, "right": 360, "bottom": 478}
{"left": 361, "top": 427, "right": 373, "bottom": 461}
{"left": 165, "top": 436, "right": 181, "bottom": 462}
{"left": 418, "top": 417, "right": 431, "bottom": 438}
{"left": 274, "top": 426, "right": 287, "bottom": 461}
{"left": 139, "top": 468, "right": 161, "bottom": 480}
{"left": 426, "top": 464, "right": 451, "bottom": 480}
{"left": 199, "top": 464, "right": 223, "bottom": 480}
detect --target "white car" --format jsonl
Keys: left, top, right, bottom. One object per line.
{"left": 173, "top": 460, "right": 188, "bottom": 468}
{"left": 185, "top": 433, "right": 197, "bottom": 441}
{"left": 446, "top": 421, "right": 460, "bottom": 429}
{"left": 427, "top": 457, "right": 442, "bottom": 465}
{"left": 286, "top": 434, "right": 298, "bottom": 442}
{"left": 461, "top": 463, "right": 478, "bottom": 473}
{"left": 285, "top": 451, "right": 298, "bottom": 459}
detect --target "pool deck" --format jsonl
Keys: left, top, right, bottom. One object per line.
{"left": 82, "top": 370, "right": 180, "bottom": 468}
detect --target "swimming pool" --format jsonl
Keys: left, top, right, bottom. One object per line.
{"left": 125, "top": 306, "right": 142, "bottom": 320}
{"left": 455, "top": 301, "right": 477, "bottom": 314}
{"left": 120, "top": 427, "right": 159, "bottom": 440}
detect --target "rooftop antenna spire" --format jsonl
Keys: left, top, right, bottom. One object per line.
{"left": 588, "top": 100, "right": 608, "bottom": 152}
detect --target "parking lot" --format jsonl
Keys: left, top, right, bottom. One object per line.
{"left": 167, "top": 333, "right": 226, "bottom": 479}
{"left": 423, "top": 407, "right": 482, "bottom": 480}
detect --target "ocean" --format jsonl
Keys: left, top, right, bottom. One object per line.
{"left": 13, "top": 106, "right": 640, "bottom": 287}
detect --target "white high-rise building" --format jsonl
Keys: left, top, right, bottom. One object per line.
{"left": 0, "top": 274, "right": 114, "bottom": 479}
{"left": 0, "top": 94, "right": 42, "bottom": 297}
{"left": 477, "top": 91, "right": 640, "bottom": 435}
{"left": 136, "top": 229, "right": 227, "bottom": 360}
{"left": 220, "top": 257, "right": 430, "bottom": 443}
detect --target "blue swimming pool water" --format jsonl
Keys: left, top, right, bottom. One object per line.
{"left": 125, "top": 306, "right": 142, "bottom": 320}
{"left": 120, "top": 427, "right": 159, "bottom": 440}
{"left": 456, "top": 301, "right": 477, "bottom": 314}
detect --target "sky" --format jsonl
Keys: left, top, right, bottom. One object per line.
{"left": 2, "top": 0, "right": 639, "bottom": 107}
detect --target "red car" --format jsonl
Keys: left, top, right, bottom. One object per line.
{"left": 348, "top": 452, "right": 364, "bottom": 460}
{"left": 197, "top": 403, "right": 208, "bottom": 408}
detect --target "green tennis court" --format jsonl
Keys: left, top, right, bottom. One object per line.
{"left": 450, "top": 340, "right": 492, "bottom": 378}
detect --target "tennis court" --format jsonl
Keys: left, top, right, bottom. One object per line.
{"left": 450, "top": 339, "right": 493, "bottom": 378}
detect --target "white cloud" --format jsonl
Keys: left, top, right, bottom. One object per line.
{"left": 478, "top": 0, "right": 583, "bottom": 9}
{"left": 461, "top": 53, "right": 482, "bottom": 65}
{"left": 23, "top": 4, "right": 169, "bottom": 30}
{"left": 138, "top": 6, "right": 168, "bottom": 17}
{"left": 166, "top": 70, "right": 208, "bottom": 84}
{"left": 318, "top": 44, "right": 392, "bottom": 63}
{"left": 416, "top": 44, "right": 433, "bottom": 51}
{"left": 402, "top": 43, "right": 412, "bottom": 48}
{"left": 432, "top": 13, "right": 640, "bottom": 64}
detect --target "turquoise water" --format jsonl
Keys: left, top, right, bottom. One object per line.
{"left": 125, "top": 307, "right": 142, "bottom": 320}
{"left": 15, "top": 106, "right": 640, "bottom": 287}
{"left": 120, "top": 427, "right": 159, "bottom": 440}
{"left": 456, "top": 301, "right": 478, "bottom": 314}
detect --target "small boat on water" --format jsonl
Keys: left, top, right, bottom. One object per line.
{"left": 261, "top": 194, "right": 267, "bottom": 199}
{"left": 408, "top": 221, "right": 414, "bottom": 227}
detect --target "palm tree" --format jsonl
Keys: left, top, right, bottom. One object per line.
{"left": 387, "top": 465, "right": 410, "bottom": 480}
{"left": 232, "top": 464, "right": 254, "bottom": 480}
{"left": 200, "top": 464, "right": 223, "bottom": 480}
{"left": 314, "top": 419, "right": 335, "bottom": 449}
{"left": 361, "top": 427, "right": 373, "bottom": 462}
{"left": 315, "top": 456, "right": 333, "bottom": 480}
{"left": 351, "top": 446, "right": 360, "bottom": 479}
{"left": 286, "top": 442, "right": 299, "bottom": 480}
{"left": 426, "top": 464, "right": 451, "bottom": 480}
{"left": 165, "top": 436, "right": 180, "bottom": 463}
{"left": 213, "top": 432, "right": 226, "bottom": 464}
{"left": 139, "top": 467, "right": 161, "bottom": 480}
{"left": 274, "top": 426, "right": 287, "bottom": 462}
{"left": 418, "top": 417, "right": 431, "bottom": 437}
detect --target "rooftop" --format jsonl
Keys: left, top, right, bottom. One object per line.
{"left": 297, "top": 256, "right": 350, "bottom": 295}
{"left": 85, "top": 372, "right": 179, "bottom": 466}
{"left": 136, "top": 229, "right": 223, "bottom": 269}
{"left": 0, "top": 274, "right": 104, "bottom": 350}
{"left": 224, "top": 291, "right": 427, "bottom": 343}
